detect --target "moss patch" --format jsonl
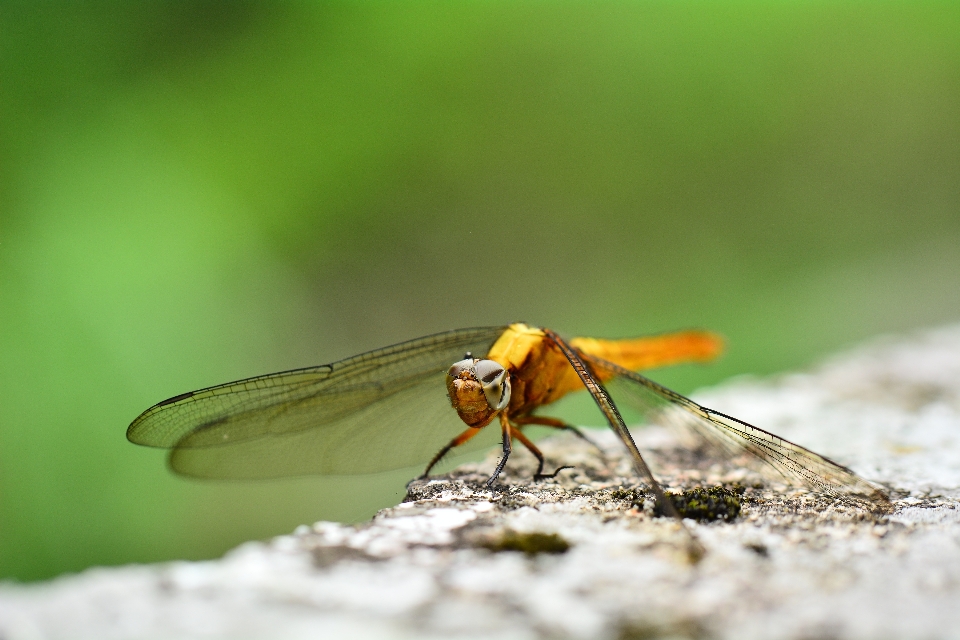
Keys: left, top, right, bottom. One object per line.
{"left": 654, "top": 485, "right": 743, "bottom": 522}
{"left": 617, "top": 618, "right": 707, "bottom": 640}
{"left": 481, "top": 530, "right": 571, "bottom": 556}
{"left": 609, "top": 487, "right": 638, "bottom": 502}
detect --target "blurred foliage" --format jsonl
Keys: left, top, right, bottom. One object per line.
{"left": 1, "top": 1, "right": 958, "bottom": 581}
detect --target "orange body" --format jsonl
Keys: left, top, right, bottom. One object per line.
{"left": 487, "top": 323, "right": 723, "bottom": 418}
{"left": 428, "top": 322, "right": 724, "bottom": 484}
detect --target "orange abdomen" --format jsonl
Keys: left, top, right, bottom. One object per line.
{"left": 570, "top": 330, "right": 724, "bottom": 372}
{"left": 488, "top": 324, "right": 724, "bottom": 416}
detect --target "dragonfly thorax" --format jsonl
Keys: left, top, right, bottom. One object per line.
{"left": 446, "top": 357, "right": 512, "bottom": 428}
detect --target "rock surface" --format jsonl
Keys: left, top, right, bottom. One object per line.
{"left": 4, "top": 326, "right": 960, "bottom": 640}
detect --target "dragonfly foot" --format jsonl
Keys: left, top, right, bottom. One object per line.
{"left": 534, "top": 465, "right": 573, "bottom": 481}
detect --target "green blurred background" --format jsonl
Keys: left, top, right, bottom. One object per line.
{"left": 2, "top": 1, "right": 959, "bottom": 582}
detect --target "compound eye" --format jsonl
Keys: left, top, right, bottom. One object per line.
{"left": 447, "top": 358, "right": 475, "bottom": 378}
{"left": 472, "top": 359, "right": 505, "bottom": 384}
{"left": 473, "top": 359, "right": 511, "bottom": 411}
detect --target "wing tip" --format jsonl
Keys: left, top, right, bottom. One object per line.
{"left": 126, "top": 411, "right": 150, "bottom": 445}
{"left": 126, "top": 416, "right": 159, "bottom": 447}
{"left": 126, "top": 391, "right": 198, "bottom": 446}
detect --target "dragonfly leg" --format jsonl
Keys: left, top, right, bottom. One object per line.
{"left": 420, "top": 426, "right": 483, "bottom": 479}
{"left": 509, "top": 425, "right": 572, "bottom": 480}
{"left": 512, "top": 415, "right": 605, "bottom": 455}
{"left": 485, "top": 412, "right": 513, "bottom": 487}
{"left": 507, "top": 425, "right": 544, "bottom": 476}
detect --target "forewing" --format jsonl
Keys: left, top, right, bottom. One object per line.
{"left": 127, "top": 326, "right": 507, "bottom": 478}
{"left": 593, "top": 357, "right": 891, "bottom": 512}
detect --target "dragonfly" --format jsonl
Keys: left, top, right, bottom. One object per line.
{"left": 128, "top": 323, "right": 891, "bottom": 524}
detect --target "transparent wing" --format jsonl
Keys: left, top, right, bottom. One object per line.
{"left": 542, "top": 329, "right": 704, "bottom": 561}
{"left": 127, "top": 326, "right": 508, "bottom": 479}
{"left": 592, "top": 357, "right": 891, "bottom": 513}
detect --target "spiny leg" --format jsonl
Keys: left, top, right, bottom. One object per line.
{"left": 509, "top": 425, "right": 572, "bottom": 480}
{"left": 512, "top": 415, "right": 606, "bottom": 455}
{"left": 506, "top": 425, "right": 544, "bottom": 476}
{"left": 486, "top": 412, "right": 513, "bottom": 487}
{"left": 420, "top": 426, "right": 483, "bottom": 479}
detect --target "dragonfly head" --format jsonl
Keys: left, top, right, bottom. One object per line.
{"left": 446, "top": 357, "right": 512, "bottom": 427}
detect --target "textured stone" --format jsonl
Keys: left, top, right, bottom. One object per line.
{"left": 3, "top": 325, "right": 960, "bottom": 640}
